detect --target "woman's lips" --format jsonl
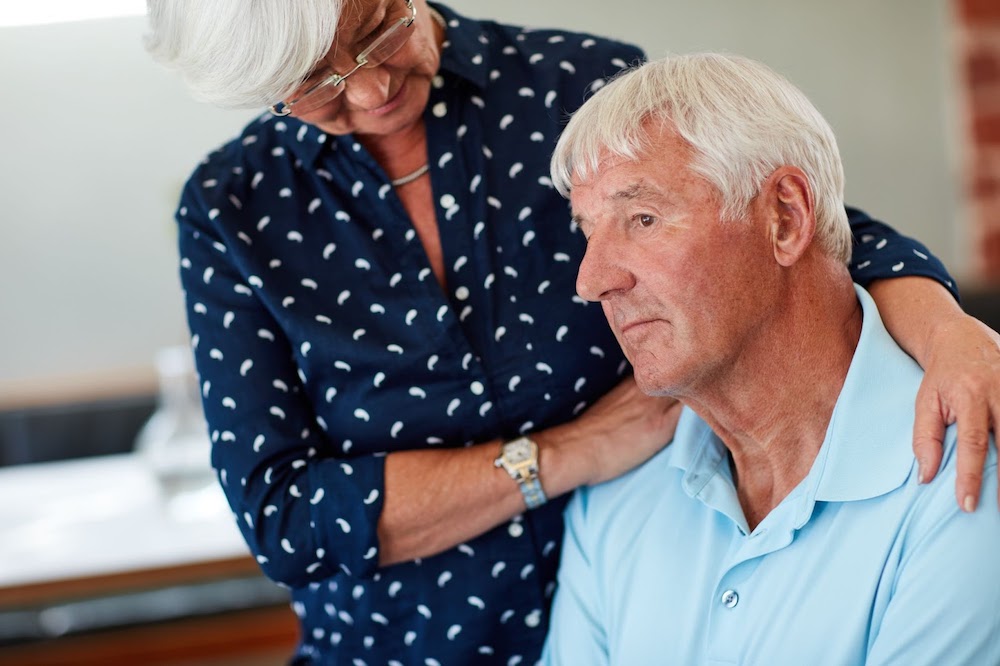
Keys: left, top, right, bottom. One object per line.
{"left": 367, "top": 80, "right": 407, "bottom": 116}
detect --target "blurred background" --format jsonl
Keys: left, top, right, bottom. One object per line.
{"left": 0, "top": 0, "right": 997, "bottom": 663}
{"left": 3, "top": 0, "right": 1000, "bottom": 439}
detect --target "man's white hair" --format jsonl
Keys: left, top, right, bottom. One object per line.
{"left": 144, "top": 0, "right": 344, "bottom": 109}
{"left": 551, "top": 52, "right": 852, "bottom": 263}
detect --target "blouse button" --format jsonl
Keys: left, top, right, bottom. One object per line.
{"left": 440, "top": 193, "right": 456, "bottom": 208}
{"left": 508, "top": 522, "right": 524, "bottom": 538}
{"left": 455, "top": 286, "right": 470, "bottom": 301}
{"left": 720, "top": 589, "right": 739, "bottom": 608}
{"left": 470, "top": 381, "right": 485, "bottom": 395}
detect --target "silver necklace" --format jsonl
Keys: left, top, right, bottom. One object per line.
{"left": 390, "top": 163, "right": 429, "bottom": 187}
{"left": 389, "top": 10, "right": 443, "bottom": 189}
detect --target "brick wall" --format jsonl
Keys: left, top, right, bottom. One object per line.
{"left": 956, "top": 0, "right": 1000, "bottom": 280}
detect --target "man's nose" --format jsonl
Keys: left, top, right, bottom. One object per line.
{"left": 576, "top": 232, "right": 634, "bottom": 303}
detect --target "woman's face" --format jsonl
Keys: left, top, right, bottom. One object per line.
{"left": 293, "top": 0, "right": 442, "bottom": 138}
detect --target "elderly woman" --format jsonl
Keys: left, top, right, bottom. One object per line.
{"left": 145, "top": 1, "right": 1000, "bottom": 663}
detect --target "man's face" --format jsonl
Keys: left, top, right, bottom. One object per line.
{"left": 570, "top": 124, "right": 777, "bottom": 397}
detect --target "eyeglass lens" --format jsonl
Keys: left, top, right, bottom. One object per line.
{"left": 282, "top": 1, "right": 414, "bottom": 116}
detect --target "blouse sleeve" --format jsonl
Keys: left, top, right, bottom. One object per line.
{"left": 176, "top": 175, "right": 386, "bottom": 586}
{"left": 845, "top": 206, "right": 959, "bottom": 301}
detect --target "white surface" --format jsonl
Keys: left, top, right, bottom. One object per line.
{"left": 0, "top": 454, "right": 247, "bottom": 588}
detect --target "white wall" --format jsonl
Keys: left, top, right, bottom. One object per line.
{"left": 0, "top": 17, "right": 255, "bottom": 403}
{"left": 0, "top": 0, "right": 964, "bottom": 404}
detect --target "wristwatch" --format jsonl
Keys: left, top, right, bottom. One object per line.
{"left": 494, "top": 436, "right": 548, "bottom": 509}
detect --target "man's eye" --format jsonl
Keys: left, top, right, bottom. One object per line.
{"left": 637, "top": 214, "right": 655, "bottom": 228}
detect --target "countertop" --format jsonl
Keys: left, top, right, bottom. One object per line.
{"left": 0, "top": 453, "right": 247, "bottom": 592}
{"left": 0, "top": 454, "right": 296, "bottom": 660}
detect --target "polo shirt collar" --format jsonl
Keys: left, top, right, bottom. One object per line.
{"left": 811, "top": 284, "right": 921, "bottom": 502}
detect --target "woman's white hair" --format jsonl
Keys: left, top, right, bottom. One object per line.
{"left": 144, "top": 0, "right": 344, "bottom": 109}
{"left": 551, "top": 53, "right": 852, "bottom": 264}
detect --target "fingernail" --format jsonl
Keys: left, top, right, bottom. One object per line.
{"left": 917, "top": 460, "right": 928, "bottom": 484}
{"left": 963, "top": 495, "right": 977, "bottom": 513}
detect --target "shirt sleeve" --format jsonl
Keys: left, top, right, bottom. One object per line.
{"left": 866, "top": 441, "right": 1000, "bottom": 664}
{"left": 845, "top": 206, "right": 959, "bottom": 301}
{"left": 541, "top": 491, "right": 610, "bottom": 666}
{"left": 177, "top": 173, "right": 386, "bottom": 586}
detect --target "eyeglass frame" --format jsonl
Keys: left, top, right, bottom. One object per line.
{"left": 269, "top": 0, "right": 416, "bottom": 117}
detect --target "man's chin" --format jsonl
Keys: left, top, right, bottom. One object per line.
{"left": 632, "top": 369, "right": 667, "bottom": 397}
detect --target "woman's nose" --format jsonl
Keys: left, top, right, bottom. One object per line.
{"left": 343, "top": 66, "right": 393, "bottom": 109}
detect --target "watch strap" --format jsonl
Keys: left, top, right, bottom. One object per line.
{"left": 520, "top": 475, "right": 547, "bottom": 510}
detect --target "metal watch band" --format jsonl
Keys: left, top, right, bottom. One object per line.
{"left": 495, "top": 436, "right": 548, "bottom": 510}
{"left": 520, "top": 475, "right": 547, "bottom": 510}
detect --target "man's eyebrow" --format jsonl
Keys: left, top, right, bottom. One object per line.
{"left": 611, "top": 183, "right": 658, "bottom": 201}
{"left": 571, "top": 182, "right": 661, "bottom": 230}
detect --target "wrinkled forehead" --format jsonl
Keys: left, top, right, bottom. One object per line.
{"left": 568, "top": 154, "right": 628, "bottom": 195}
{"left": 569, "top": 127, "right": 694, "bottom": 191}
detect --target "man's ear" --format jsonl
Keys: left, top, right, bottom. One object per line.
{"left": 764, "top": 166, "right": 816, "bottom": 267}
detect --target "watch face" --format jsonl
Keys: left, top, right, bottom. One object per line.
{"left": 505, "top": 439, "right": 531, "bottom": 464}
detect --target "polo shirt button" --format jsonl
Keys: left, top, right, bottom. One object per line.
{"left": 721, "top": 589, "right": 739, "bottom": 608}
{"left": 508, "top": 522, "right": 524, "bottom": 537}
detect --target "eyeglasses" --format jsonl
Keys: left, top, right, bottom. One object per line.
{"left": 270, "top": 0, "right": 416, "bottom": 117}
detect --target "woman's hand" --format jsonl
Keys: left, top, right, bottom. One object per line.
{"left": 912, "top": 313, "right": 1000, "bottom": 511}
{"left": 539, "top": 376, "right": 682, "bottom": 488}
{"left": 867, "top": 276, "right": 1000, "bottom": 511}
{"left": 379, "top": 375, "right": 680, "bottom": 565}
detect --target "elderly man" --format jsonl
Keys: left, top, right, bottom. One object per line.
{"left": 542, "top": 53, "right": 1000, "bottom": 665}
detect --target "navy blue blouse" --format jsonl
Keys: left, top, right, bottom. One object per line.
{"left": 175, "top": 4, "right": 956, "bottom": 664}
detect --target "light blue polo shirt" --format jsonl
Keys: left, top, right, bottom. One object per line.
{"left": 543, "top": 286, "right": 1000, "bottom": 665}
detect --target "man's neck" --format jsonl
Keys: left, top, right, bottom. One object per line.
{"left": 684, "top": 273, "right": 862, "bottom": 531}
